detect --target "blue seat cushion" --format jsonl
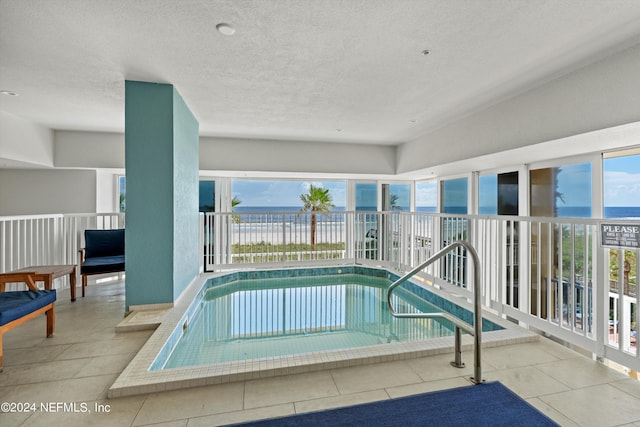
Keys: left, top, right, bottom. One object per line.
{"left": 84, "top": 229, "right": 125, "bottom": 258}
{"left": 0, "top": 290, "right": 56, "bottom": 326}
{"left": 80, "top": 255, "right": 125, "bottom": 275}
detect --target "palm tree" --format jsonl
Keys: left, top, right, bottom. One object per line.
{"left": 119, "top": 193, "right": 126, "bottom": 212}
{"left": 390, "top": 193, "right": 400, "bottom": 211}
{"left": 231, "top": 196, "right": 241, "bottom": 210}
{"left": 231, "top": 196, "right": 242, "bottom": 223}
{"left": 300, "top": 185, "right": 334, "bottom": 250}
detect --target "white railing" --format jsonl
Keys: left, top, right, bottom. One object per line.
{"left": 0, "top": 213, "right": 124, "bottom": 291}
{"left": 204, "top": 210, "right": 639, "bottom": 373}
{"left": 203, "top": 211, "right": 352, "bottom": 269}
{"left": 2, "top": 210, "right": 638, "bottom": 373}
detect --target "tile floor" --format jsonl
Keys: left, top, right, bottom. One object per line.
{"left": 1, "top": 281, "right": 640, "bottom": 427}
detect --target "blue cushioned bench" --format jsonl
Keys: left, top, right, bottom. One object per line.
{"left": 79, "top": 229, "right": 125, "bottom": 298}
{"left": 0, "top": 278, "right": 56, "bottom": 370}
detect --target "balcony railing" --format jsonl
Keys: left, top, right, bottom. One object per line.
{"left": 203, "top": 210, "right": 639, "bottom": 373}
{"left": 203, "top": 211, "right": 352, "bottom": 268}
{"left": 0, "top": 213, "right": 124, "bottom": 290}
{"left": 1, "top": 211, "right": 638, "bottom": 373}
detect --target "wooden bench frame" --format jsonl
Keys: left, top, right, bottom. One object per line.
{"left": 0, "top": 275, "right": 55, "bottom": 370}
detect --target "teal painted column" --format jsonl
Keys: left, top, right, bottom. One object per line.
{"left": 124, "top": 81, "right": 199, "bottom": 311}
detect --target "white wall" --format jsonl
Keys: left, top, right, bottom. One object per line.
{"left": 96, "top": 169, "right": 124, "bottom": 213}
{"left": 53, "top": 131, "right": 398, "bottom": 176}
{"left": 0, "top": 169, "right": 97, "bottom": 215}
{"left": 0, "top": 111, "right": 54, "bottom": 167}
{"left": 397, "top": 43, "right": 640, "bottom": 174}
{"left": 54, "top": 130, "right": 124, "bottom": 168}
{"left": 199, "top": 137, "right": 396, "bottom": 175}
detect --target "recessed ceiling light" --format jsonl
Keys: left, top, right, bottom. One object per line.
{"left": 0, "top": 90, "right": 18, "bottom": 96}
{"left": 216, "top": 23, "right": 235, "bottom": 35}
{"left": 421, "top": 49, "right": 430, "bottom": 56}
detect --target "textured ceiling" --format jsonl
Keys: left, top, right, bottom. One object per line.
{"left": 1, "top": 0, "right": 640, "bottom": 145}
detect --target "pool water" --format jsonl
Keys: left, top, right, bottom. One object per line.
{"left": 161, "top": 274, "right": 456, "bottom": 369}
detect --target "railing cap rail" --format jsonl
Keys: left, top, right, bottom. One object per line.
{"left": 0, "top": 214, "right": 66, "bottom": 221}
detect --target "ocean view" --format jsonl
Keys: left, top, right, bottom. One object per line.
{"left": 552, "top": 206, "right": 640, "bottom": 219}
{"left": 604, "top": 206, "right": 640, "bottom": 219}
{"left": 231, "top": 206, "right": 640, "bottom": 219}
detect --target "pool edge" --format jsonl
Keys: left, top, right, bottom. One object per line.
{"left": 108, "top": 266, "right": 538, "bottom": 398}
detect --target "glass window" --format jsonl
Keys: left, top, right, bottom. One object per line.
{"left": 604, "top": 152, "right": 640, "bottom": 219}
{"left": 199, "top": 180, "right": 215, "bottom": 213}
{"left": 232, "top": 180, "right": 346, "bottom": 213}
{"left": 441, "top": 178, "right": 468, "bottom": 214}
{"left": 478, "top": 172, "right": 520, "bottom": 216}
{"left": 440, "top": 178, "right": 468, "bottom": 287}
{"left": 355, "top": 183, "right": 377, "bottom": 211}
{"left": 530, "top": 162, "right": 591, "bottom": 218}
{"left": 118, "top": 176, "right": 126, "bottom": 213}
{"left": 383, "top": 183, "right": 410, "bottom": 211}
{"left": 479, "top": 175, "right": 497, "bottom": 215}
{"left": 355, "top": 183, "right": 379, "bottom": 260}
{"left": 416, "top": 181, "right": 437, "bottom": 213}
{"left": 498, "top": 172, "right": 519, "bottom": 216}
{"left": 604, "top": 152, "right": 640, "bottom": 342}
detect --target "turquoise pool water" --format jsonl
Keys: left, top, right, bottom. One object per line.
{"left": 151, "top": 267, "right": 503, "bottom": 371}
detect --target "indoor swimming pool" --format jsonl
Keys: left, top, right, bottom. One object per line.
{"left": 109, "top": 266, "right": 525, "bottom": 398}
{"left": 158, "top": 274, "right": 460, "bottom": 369}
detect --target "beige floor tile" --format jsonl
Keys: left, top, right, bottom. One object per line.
{"left": 539, "top": 384, "right": 640, "bottom": 427}
{"left": 132, "top": 382, "right": 245, "bottom": 426}
{"left": 2, "top": 333, "right": 47, "bottom": 350}
{"left": 0, "top": 411, "right": 33, "bottom": 427}
{"left": 386, "top": 376, "right": 473, "bottom": 399}
{"left": 19, "top": 396, "right": 146, "bottom": 427}
{"left": 36, "top": 331, "right": 104, "bottom": 347}
{"left": 536, "top": 357, "right": 629, "bottom": 389}
{"left": 294, "top": 389, "right": 390, "bottom": 414}
{"left": 481, "top": 342, "right": 562, "bottom": 369}
{"left": 138, "top": 421, "right": 188, "bottom": 427}
{"left": 610, "top": 378, "right": 640, "bottom": 400}
{"left": 38, "top": 324, "right": 148, "bottom": 348}
{"left": 406, "top": 351, "right": 480, "bottom": 382}
{"left": 187, "top": 404, "right": 294, "bottom": 427}
{"left": 2, "top": 344, "right": 72, "bottom": 367}
{"left": 244, "top": 371, "right": 339, "bottom": 409}
{"left": 535, "top": 338, "right": 588, "bottom": 360}
{"left": 0, "top": 374, "right": 117, "bottom": 403}
{"left": 526, "top": 397, "right": 581, "bottom": 427}
{"left": 0, "top": 359, "right": 85, "bottom": 386}
{"left": 57, "top": 339, "right": 148, "bottom": 360}
{"left": 483, "top": 365, "right": 570, "bottom": 398}
{"left": 330, "top": 360, "right": 422, "bottom": 395}
{"left": 74, "top": 353, "right": 138, "bottom": 378}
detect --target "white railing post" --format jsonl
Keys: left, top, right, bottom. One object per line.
{"left": 595, "top": 245, "right": 607, "bottom": 359}
{"left": 282, "top": 213, "right": 287, "bottom": 262}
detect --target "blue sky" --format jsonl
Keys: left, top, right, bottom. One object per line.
{"left": 556, "top": 162, "right": 592, "bottom": 207}
{"left": 233, "top": 180, "right": 346, "bottom": 207}
{"left": 604, "top": 154, "right": 640, "bottom": 207}
{"left": 416, "top": 181, "right": 437, "bottom": 207}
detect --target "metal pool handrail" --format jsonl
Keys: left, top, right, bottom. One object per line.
{"left": 387, "top": 240, "right": 483, "bottom": 384}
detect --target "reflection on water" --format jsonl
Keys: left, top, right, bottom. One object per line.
{"left": 164, "top": 275, "right": 455, "bottom": 369}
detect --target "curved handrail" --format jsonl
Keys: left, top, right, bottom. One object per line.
{"left": 387, "top": 240, "right": 483, "bottom": 384}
